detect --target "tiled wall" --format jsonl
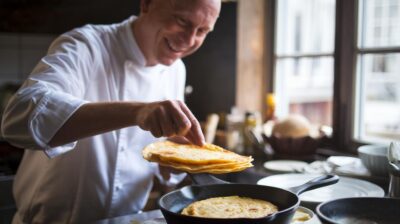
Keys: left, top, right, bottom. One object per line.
{"left": 0, "top": 33, "right": 56, "bottom": 87}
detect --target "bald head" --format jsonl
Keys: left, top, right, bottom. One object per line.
{"left": 170, "top": 0, "right": 221, "bottom": 13}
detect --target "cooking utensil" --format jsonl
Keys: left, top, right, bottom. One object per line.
{"left": 247, "top": 128, "right": 265, "bottom": 149}
{"left": 158, "top": 174, "right": 338, "bottom": 224}
{"left": 245, "top": 128, "right": 274, "bottom": 159}
{"left": 388, "top": 142, "right": 400, "bottom": 197}
{"left": 316, "top": 197, "right": 400, "bottom": 224}
{"left": 388, "top": 142, "right": 400, "bottom": 172}
{"left": 388, "top": 173, "right": 400, "bottom": 198}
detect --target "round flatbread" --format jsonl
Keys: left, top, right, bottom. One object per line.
{"left": 143, "top": 141, "right": 251, "bottom": 165}
{"left": 181, "top": 196, "right": 278, "bottom": 218}
{"left": 142, "top": 141, "right": 253, "bottom": 174}
{"left": 149, "top": 155, "right": 252, "bottom": 174}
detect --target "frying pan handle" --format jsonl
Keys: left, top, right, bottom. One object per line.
{"left": 189, "top": 173, "right": 230, "bottom": 185}
{"left": 288, "top": 174, "right": 339, "bottom": 195}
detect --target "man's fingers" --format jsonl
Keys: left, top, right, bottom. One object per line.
{"left": 150, "top": 116, "right": 162, "bottom": 137}
{"left": 156, "top": 107, "right": 176, "bottom": 137}
{"left": 164, "top": 101, "right": 191, "bottom": 136}
{"left": 140, "top": 100, "right": 203, "bottom": 144}
{"left": 168, "top": 136, "right": 191, "bottom": 144}
{"left": 184, "top": 123, "right": 205, "bottom": 146}
{"left": 178, "top": 101, "right": 205, "bottom": 146}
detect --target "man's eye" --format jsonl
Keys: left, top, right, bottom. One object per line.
{"left": 176, "top": 17, "right": 187, "bottom": 26}
{"left": 197, "top": 29, "right": 209, "bottom": 36}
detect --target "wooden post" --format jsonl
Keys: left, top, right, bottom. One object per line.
{"left": 236, "top": 0, "right": 268, "bottom": 115}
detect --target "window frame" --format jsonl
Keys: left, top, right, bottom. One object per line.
{"left": 337, "top": 0, "right": 400, "bottom": 150}
{"left": 265, "top": 0, "right": 372, "bottom": 153}
{"left": 332, "top": 0, "right": 359, "bottom": 152}
{"left": 272, "top": 0, "right": 337, "bottom": 121}
{"left": 354, "top": 0, "right": 400, "bottom": 144}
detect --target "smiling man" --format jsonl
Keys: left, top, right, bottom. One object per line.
{"left": 1, "top": 0, "right": 221, "bottom": 223}
{"left": 135, "top": 0, "right": 219, "bottom": 66}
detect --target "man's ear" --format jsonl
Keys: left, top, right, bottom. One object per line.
{"left": 140, "top": 0, "right": 152, "bottom": 14}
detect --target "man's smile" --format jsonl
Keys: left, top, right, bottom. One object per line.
{"left": 165, "top": 38, "right": 185, "bottom": 53}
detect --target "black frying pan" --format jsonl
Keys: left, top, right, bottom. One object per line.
{"left": 158, "top": 173, "right": 339, "bottom": 224}
{"left": 316, "top": 197, "right": 400, "bottom": 224}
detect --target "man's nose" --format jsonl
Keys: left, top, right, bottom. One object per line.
{"left": 181, "top": 29, "right": 196, "bottom": 48}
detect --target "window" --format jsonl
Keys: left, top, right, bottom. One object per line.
{"left": 354, "top": 0, "right": 400, "bottom": 143}
{"left": 270, "top": 0, "right": 400, "bottom": 150}
{"left": 274, "top": 0, "right": 336, "bottom": 126}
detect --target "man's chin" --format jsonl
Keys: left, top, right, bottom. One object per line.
{"left": 159, "top": 57, "right": 179, "bottom": 66}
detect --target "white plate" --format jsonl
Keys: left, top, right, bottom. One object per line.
{"left": 263, "top": 160, "right": 309, "bottom": 173}
{"left": 257, "top": 174, "right": 384, "bottom": 204}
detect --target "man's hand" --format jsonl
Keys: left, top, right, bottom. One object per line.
{"left": 48, "top": 100, "right": 204, "bottom": 147}
{"left": 136, "top": 100, "right": 205, "bottom": 146}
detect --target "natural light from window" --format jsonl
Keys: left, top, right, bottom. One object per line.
{"left": 274, "top": 0, "right": 336, "bottom": 127}
{"left": 355, "top": 0, "right": 400, "bottom": 142}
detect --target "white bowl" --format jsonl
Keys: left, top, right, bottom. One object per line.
{"left": 358, "top": 145, "right": 389, "bottom": 176}
{"left": 292, "top": 206, "right": 317, "bottom": 224}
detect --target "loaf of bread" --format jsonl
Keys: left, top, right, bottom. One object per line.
{"left": 272, "top": 114, "right": 311, "bottom": 138}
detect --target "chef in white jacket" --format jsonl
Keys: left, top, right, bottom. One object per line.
{"left": 1, "top": 0, "right": 221, "bottom": 223}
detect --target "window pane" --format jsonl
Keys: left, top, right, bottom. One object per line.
{"left": 275, "top": 57, "right": 334, "bottom": 125}
{"left": 359, "top": 0, "right": 400, "bottom": 48}
{"left": 355, "top": 53, "right": 400, "bottom": 142}
{"left": 276, "top": 0, "right": 336, "bottom": 55}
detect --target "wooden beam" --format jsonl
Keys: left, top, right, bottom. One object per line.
{"left": 236, "top": 0, "right": 267, "bottom": 114}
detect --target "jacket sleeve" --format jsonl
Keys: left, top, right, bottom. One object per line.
{"left": 1, "top": 31, "right": 93, "bottom": 158}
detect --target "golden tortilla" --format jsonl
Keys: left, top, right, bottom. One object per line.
{"left": 142, "top": 141, "right": 253, "bottom": 174}
{"left": 148, "top": 155, "right": 252, "bottom": 174}
{"left": 181, "top": 196, "right": 278, "bottom": 218}
{"left": 143, "top": 141, "right": 250, "bottom": 165}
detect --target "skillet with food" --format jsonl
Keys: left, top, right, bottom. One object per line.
{"left": 158, "top": 173, "right": 339, "bottom": 224}
{"left": 142, "top": 141, "right": 338, "bottom": 223}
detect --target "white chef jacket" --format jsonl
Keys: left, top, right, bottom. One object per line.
{"left": 1, "top": 16, "right": 186, "bottom": 224}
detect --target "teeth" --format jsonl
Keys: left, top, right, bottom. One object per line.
{"left": 167, "top": 39, "right": 182, "bottom": 52}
